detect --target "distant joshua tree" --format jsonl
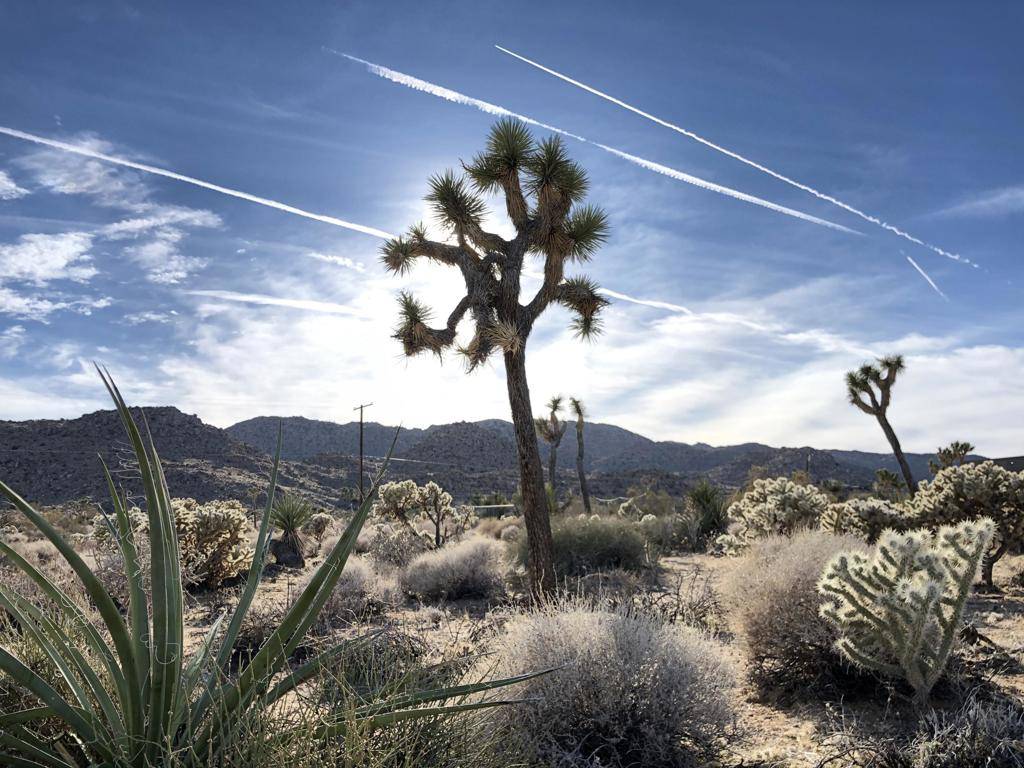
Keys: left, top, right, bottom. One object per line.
{"left": 845, "top": 355, "right": 916, "bottom": 497}
{"left": 569, "top": 397, "right": 592, "bottom": 515}
{"left": 929, "top": 440, "right": 975, "bottom": 475}
{"left": 381, "top": 119, "right": 611, "bottom": 595}
{"left": 535, "top": 395, "right": 568, "bottom": 498}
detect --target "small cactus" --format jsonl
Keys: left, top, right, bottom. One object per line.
{"left": 817, "top": 518, "right": 994, "bottom": 706}
{"left": 820, "top": 497, "right": 903, "bottom": 543}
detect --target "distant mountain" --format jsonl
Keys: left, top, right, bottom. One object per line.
{"left": 0, "top": 407, "right": 966, "bottom": 507}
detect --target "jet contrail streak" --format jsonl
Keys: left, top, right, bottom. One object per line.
{"left": 0, "top": 126, "right": 396, "bottom": 240}
{"left": 331, "top": 50, "right": 858, "bottom": 235}
{"left": 496, "top": 45, "right": 977, "bottom": 268}
{"left": 905, "top": 255, "right": 948, "bottom": 301}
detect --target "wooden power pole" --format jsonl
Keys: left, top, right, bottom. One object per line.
{"left": 353, "top": 402, "right": 373, "bottom": 502}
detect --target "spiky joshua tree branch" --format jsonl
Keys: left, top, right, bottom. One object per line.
{"left": 382, "top": 119, "right": 611, "bottom": 596}
{"left": 845, "top": 354, "right": 916, "bottom": 497}
{"left": 568, "top": 397, "right": 591, "bottom": 515}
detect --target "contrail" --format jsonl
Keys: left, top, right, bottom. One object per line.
{"left": 496, "top": 45, "right": 977, "bottom": 268}
{"left": 905, "top": 255, "right": 948, "bottom": 301}
{"left": 0, "top": 126, "right": 396, "bottom": 240}
{"left": 331, "top": 50, "right": 858, "bottom": 235}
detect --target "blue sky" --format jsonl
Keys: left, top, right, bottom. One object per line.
{"left": 0, "top": 1, "right": 1021, "bottom": 455}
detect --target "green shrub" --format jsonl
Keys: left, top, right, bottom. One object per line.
{"left": 516, "top": 516, "right": 648, "bottom": 578}
{"left": 475, "top": 601, "right": 737, "bottom": 767}
{"left": 401, "top": 536, "right": 506, "bottom": 602}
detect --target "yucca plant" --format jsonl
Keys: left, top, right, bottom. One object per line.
{"left": 0, "top": 368, "right": 540, "bottom": 767}
{"left": 270, "top": 492, "right": 314, "bottom": 568}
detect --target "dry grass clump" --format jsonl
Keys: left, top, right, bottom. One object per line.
{"left": 476, "top": 600, "right": 737, "bottom": 767}
{"left": 364, "top": 522, "right": 430, "bottom": 568}
{"left": 401, "top": 536, "right": 506, "bottom": 602}
{"left": 308, "top": 555, "right": 401, "bottom": 631}
{"left": 474, "top": 514, "right": 523, "bottom": 539}
{"left": 515, "top": 515, "right": 648, "bottom": 579}
{"left": 719, "top": 529, "right": 871, "bottom": 697}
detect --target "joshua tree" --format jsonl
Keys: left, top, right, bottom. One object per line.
{"left": 873, "top": 468, "right": 906, "bottom": 502}
{"left": 845, "top": 355, "right": 916, "bottom": 497}
{"left": 929, "top": 440, "right": 975, "bottom": 475}
{"left": 270, "top": 492, "right": 313, "bottom": 568}
{"left": 568, "top": 396, "right": 592, "bottom": 515}
{"left": 381, "top": 119, "right": 610, "bottom": 595}
{"left": 535, "top": 395, "right": 568, "bottom": 498}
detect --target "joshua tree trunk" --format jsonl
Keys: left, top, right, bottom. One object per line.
{"left": 877, "top": 414, "right": 915, "bottom": 497}
{"left": 575, "top": 419, "right": 591, "bottom": 515}
{"left": 548, "top": 444, "right": 558, "bottom": 498}
{"left": 505, "top": 349, "right": 555, "bottom": 596}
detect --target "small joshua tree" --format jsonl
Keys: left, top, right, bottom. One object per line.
{"left": 535, "top": 395, "right": 568, "bottom": 498}
{"left": 568, "top": 396, "right": 592, "bottom": 515}
{"left": 908, "top": 461, "right": 1024, "bottom": 588}
{"left": 818, "top": 518, "right": 994, "bottom": 707}
{"left": 846, "top": 355, "right": 916, "bottom": 497}
{"left": 873, "top": 468, "right": 906, "bottom": 502}
{"left": 382, "top": 119, "right": 611, "bottom": 595}
{"left": 929, "top": 440, "right": 975, "bottom": 475}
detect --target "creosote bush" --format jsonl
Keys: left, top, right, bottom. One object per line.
{"left": 475, "top": 600, "right": 737, "bottom": 767}
{"left": 818, "top": 518, "right": 994, "bottom": 706}
{"left": 309, "top": 555, "right": 401, "bottom": 631}
{"left": 515, "top": 515, "right": 648, "bottom": 579}
{"left": 401, "top": 536, "right": 506, "bottom": 602}
{"left": 717, "top": 476, "right": 830, "bottom": 553}
{"left": 719, "top": 530, "right": 870, "bottom": 696}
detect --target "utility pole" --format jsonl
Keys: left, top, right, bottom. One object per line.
{"left": 353, "top": 402, "right": 373, "bottom": 503}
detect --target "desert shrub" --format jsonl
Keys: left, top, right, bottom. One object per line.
{"left": 907, "top": 461, "right": 1024, "bottom": 586}
{"left": 365, "top": 522, "right": 430, "bottom": 568}
{"left": 499, "top": 523, "right": 521, "bottom": 542}
{"left": 717, "top": 476, "right": 831, "bottom": 553}
{"left": 819, "top": 518, "right": 994, "bottom": 706}
{"left": 820, "top": 497, "right": 903, "bottom": 543}
{"left": 687, "top": 478, "right": 729, "bottom": 538}
{"left": 174, "top": 498, "right": 254, "bottom": 587}
{"left": 401, "top": 536, "right": 506, "bottom": 602}
{"left": 304, "top": 511, "right": 335, "bottom": 546}
{"left": 310, "top": 555, "right": 400, "bottom": 630}
{"left": 719, "top": 530, "right": 870, "bottom": 695}
{"left": 475, "top": 514, "right": 522, "bottom": 540}
{"left": 476, "top": 601, "right": 737, "bottom": 767}
{"left": 517, "top": 516, "right": 648, "bottom": 578}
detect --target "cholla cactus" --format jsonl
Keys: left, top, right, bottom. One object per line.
{"left": 907, "top": 461, "right": 1024, "bottom": 588}
{"left": 174, "top": 498, "right": 255, "bottom": 587}
{"left": 373, "top": 479, "right": 473, "bottom": 548}
{"left": 722, "top": 477, "right": 830, "bottom": 551}
{"left": 304, "top": 511, "right": 335, "bottom": 548}
{"left": 818, "top": 518, "right": 994, "bottom": 706}
{"left": 820, "top": 498, "right": 903, "bottom": 543}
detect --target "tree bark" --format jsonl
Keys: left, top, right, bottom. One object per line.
{"left": 981, "top": 538, "right": 1008, "bottom": 589}
{"left": 504, "top": 349, "right": 555, "bottom": 596}
{"left": 575, "top": 420, "right": 591, "bottom": 515}
{"left": 877, "top": 414, "right": 916, "bottom": 498}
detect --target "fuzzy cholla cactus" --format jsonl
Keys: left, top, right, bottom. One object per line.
{"left": 908, "top": 461, "right": 1024, "bottom": 588}
{"left": 718, "top": 477, "right": 830, "bottom": 552}
{"left": 818, "top": 518, "right": 994, "bottom": 706}
{"left": 820, "top": 498, "right": 903, "bottom": 543}
{"left": 173, "top": 498, "right": 254, "bottom": 588}
{"left": 373, "top": 479, "right": 474, "bottom": 548}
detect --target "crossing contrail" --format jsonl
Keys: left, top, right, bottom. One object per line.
{"left": 0, "top": 125, "right": 396, "bottom": 240}
{"left": 495, "top": 45, "right": 977, "bottom": 268}
{"left": 905, "top": 254, "right": 948, "bottom": 301}
{"left": 330, "top": 50, "right": 858, "bottom": 235}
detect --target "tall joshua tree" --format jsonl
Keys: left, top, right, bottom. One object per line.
{"left": 382, "top": 119, "right": 610, "bottom": 595}
{"left": 535, "top": 395, "right": 568, "bottom": 497}
{"left": 845, "top": 355, "right": 916, "bottom": 497}
{"left": 568, "top": 396, "right": 592, "bottom": 514}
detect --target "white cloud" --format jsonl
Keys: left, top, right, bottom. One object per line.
{"left": 122, "top": 311, "right": 173, "bottom": 325}
{"left": 186, "top": 289, "right": 368, "bottom": 317}
{"left": 0, "top": 170, "right": 28, "bottom": 200}
{"left": 935, "top": 185, "right": 1024, "bottom": 218}
{"left": 0, "top": 232, "right": 96, "bottom": 285}
{"left": 308, "top": 252, "right": 366, "bottom": 272}
{"left": 101, "top": 206, "right": 222, "bottom": 238}
{"left": 0, "top": 325, "right": 26, "bottom": 358}
{"left": 0, "top": 288, "right": 112, "bottom": 321}
{"left": 123, "top": 229, "right": 205, "bottom": 284}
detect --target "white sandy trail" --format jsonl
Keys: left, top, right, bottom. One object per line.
{"left": 905, "top": 255, "right": 949, "bottom": 301}
{"left": 331, "top": 50, "right": 858, "bottom": 235}
{"left": 0, "top": 125, "right": 396, "bottom": 240}
{"left": 496, "top": 45, "right": 976, "bottom": 268}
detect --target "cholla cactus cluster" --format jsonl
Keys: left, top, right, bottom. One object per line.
{"left": 906, "top": 461, "right": 1024, "bottom": 587}
{"left": 373, "top": 479, "right": 476, "bottom": 549}
{"left": 172, "top": 498, "right": 254, "bottom": 588}
{"left": 303, "top": 511, "right": 335, "bottom": 544}
{"left": 820, "top": 498, "right": 903, "bottom": 543}
{"left": 91, "top": 498, "right": 254, "bottom": 588}
{"left": 817, "top": 518, "right": 994, "bottom": 706}
{"left": 717, "top": 477, "right": 831, "bottom": 553}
